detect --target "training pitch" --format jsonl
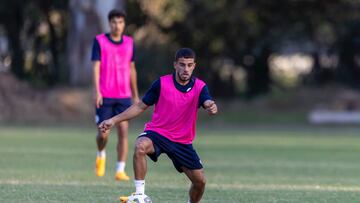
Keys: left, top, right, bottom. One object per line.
{"left": 1, "top": 125, "right": 360, "bottom": 202}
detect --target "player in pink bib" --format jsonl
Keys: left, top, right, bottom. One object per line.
{"left": 143, "top": 73, "right": 206, "bottom": 144}
{"left": 92, "top": 10, "right": 139, "bottom": 181}
{"left": 99, "top": 48, "right": 218, "bottom": 203}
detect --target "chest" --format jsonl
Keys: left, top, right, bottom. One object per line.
{"left": 159, "top": 85, "right": 199, "bottom": 109}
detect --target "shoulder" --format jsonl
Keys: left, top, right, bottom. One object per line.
{"left": 152, "top": 78, "right": 161, "bottom": 89}
{"left": 122, "top": 35, "right": 133, "bottom": 42}
{"left": 194, "top": 77, "right": 206, "bottom": 87}
{"left": 95, "top": 33, "right": 106, "bottom": 40}
{"left": 157, "top": 74, "right": 172, "bottom": 88}
{"left": 160, "top": 74, "right": 172, "bottom": 80}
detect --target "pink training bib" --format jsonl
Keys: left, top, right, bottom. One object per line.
{"left": 144, "top": 74, "right": 206, "bottom": 144}
{"left": 96, "top": 34, "right": 133, "bottom": 98}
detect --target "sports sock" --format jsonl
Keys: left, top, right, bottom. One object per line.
{"left": 97, "top": 150, "right": 106, "bottom": 158}
{"left": 134, "top": 180, "right": 145, "bottom": 194}
{"left": 116, "top": 161, "right": 126, "bottom": 172}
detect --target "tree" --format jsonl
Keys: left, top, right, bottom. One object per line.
{"left": 0, "top": 0, "right": 68, "bottom": 86}
{"left": 127, "top": 0, "right": 360, "bottom": 97}
{"left": 0, "top": 1, "right": 25, "bottom": 78}
{"left": 67, "top": 0, "right": 124, "bottom": 85}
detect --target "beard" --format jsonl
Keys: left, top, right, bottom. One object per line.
{"left": 178, "top": 72, "right": 191, "bottom": 82}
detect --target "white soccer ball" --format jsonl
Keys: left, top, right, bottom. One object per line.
{"left": 126, "top": 194, "right": 152, "bottom": 203}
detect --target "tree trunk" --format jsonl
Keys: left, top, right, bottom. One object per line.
{"left": 67, "top": 0, "right": 124, "bottom": 86}
{"left": 6, "top": 2, "right": 25, "bottom": 78}
{"left": 245, "top": 45, "right": 271, "bottom": 98}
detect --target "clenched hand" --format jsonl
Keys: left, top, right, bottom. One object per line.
{"left": 203, "top": 100, "right": 218, "bottom": 115}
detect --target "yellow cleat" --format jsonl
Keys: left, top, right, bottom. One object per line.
{"left": 115, "top": 171, "right": 130, "bottom": 181}
{"left": 119, "top": 196, "right": 129, "bottom": 203}
{"left": 95, "top": 156, "right": 106, "bottom": 177}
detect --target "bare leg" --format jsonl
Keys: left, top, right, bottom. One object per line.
{"left": 182, "top": 167, "right": 206, "bottom": 203}
{"left": 116, "top": 121, "right": 129, "bottom": 162}
{"left": 96, "top": 128, "right": 110, "bottom": 151}
{"left": 133, "top": 137, "right": 155, "bottom": 180}
{"left": 95, "top": 127, "right": 109, "bottom": 177}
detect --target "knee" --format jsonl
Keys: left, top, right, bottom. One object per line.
{"left": 97, "top": 132, "right": 108, "bottom": 140}
{"left": 193, "top": 176, "right": 206, "bottom": 188}
{"left": 134, "top": 142, "right": 147, "bottom": 157}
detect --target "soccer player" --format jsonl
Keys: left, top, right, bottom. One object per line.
{"left": 92, "top": 9, "right": 139, "bottom": 181}
{"left": 99, "top": 48, "right": 218, "bottom": 203}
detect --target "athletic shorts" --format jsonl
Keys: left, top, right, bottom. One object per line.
{"left": 95, "top": 98, "right": 131, "bottom": 124}
{"left": 139, "top": 130, "right": 203, "bottom": 173}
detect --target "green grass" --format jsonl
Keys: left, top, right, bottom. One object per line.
{"left": 1, "top": 125, "right": 360, "bottom": 202}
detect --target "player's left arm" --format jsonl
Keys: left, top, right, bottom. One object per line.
{"left": 130, "top": 62, "right": 140, "bottom": 103}
{"left": 199, "top": 85, "right": 218, "bottom": 115}
{"left": 203, "top": 100, "right": 218, "bottom": 115}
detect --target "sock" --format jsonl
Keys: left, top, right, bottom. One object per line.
{"left": 116, "top": 161, "right": 126, "bottom": 172}
{"left": 134, "top": 180, "right": 145, "bottom": 194}
{"left": 97, "top": 150, "right": 106, "bottom": 158}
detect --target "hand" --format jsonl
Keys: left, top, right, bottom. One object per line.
{"left": 98, "top": 118, "right": 115, "bottom": 133}
{"left": 96, "top": 93, "right": 103, "bottom": 108}
{"left": 203, "top": 100, "right": 218, "bottom": 115}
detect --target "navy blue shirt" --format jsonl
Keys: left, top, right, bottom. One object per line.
{"left": 91, "top": 33, "right": 135, "bottom": 62}
{"left": 142, "top": 74, "right": 212, "bottom": 108}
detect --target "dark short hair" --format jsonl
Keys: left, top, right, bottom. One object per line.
{"left": 175, "top": 48, "right": 196, "bottom": 61}
{"left": 108, "top": 9, "right": 126, "bottom": 21}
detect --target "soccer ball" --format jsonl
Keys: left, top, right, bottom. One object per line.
{"left": 126, "top": 194, "right": 152, "bottom": 203}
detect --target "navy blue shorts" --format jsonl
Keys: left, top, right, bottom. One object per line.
{"left": 139, "top": 130, "right": 203, "bottom": 173}
{"left": 95, "top": 98, "right": 132, "bottom": 124}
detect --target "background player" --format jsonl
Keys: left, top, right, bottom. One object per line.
{"left": 92, "top": 9, "right": 139, "bottom": 181}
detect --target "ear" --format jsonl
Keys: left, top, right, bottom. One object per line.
{"left": 193, "top": 62, "right": 196, "bottom": 69}
{"left": 173, "top": 61, "right": 177, "bottom": 70}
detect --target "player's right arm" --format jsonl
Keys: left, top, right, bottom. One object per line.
{"left": 91, "top": 38, "right": 102, "bottom": 108}
{"left": 99, "top": 101, "right": 149, "bottom": 132}
{"left": 93, "top": 61, "right": 102, "bottom": 108}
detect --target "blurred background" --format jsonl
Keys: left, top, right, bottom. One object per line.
{"left": 0, "top": 0, "right": 360, "bottom": 125}
{"left": 2, "top": 1, "right": 360, "bottom": 202}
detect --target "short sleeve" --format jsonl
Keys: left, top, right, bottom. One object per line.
{"left": 142, "top": 79, "right": 161, "bottom": 106}
{"left": 199, "top": 85, "right": 212, "bottom": 108}
{"left": 91, "top": 38, "right": 101, "bottom": 61}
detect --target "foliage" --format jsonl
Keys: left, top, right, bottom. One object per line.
{"left": 1, "top": 0, "right": 360, "bottom": 95}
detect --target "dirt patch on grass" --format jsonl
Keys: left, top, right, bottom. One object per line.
{"left": 0, "top": 73, "right": 93, "bottom": 124}
{"left": 1, "top": 73, "right": 360, "bottom": 124}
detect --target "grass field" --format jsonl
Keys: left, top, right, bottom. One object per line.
{"left": 1, "top": 125, "right": 360, "bottom": 202}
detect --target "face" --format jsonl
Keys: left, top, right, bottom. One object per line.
{"left": 174, "top": 57, "right": 196, "bottom": 82}
{"left": 109, "top": 17, "right": 125, "bottom": 36}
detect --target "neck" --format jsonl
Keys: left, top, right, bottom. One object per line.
{"left": 110, "top": 32, "right": 122, "bottom": 41}
{"left": 175, "top": 73, "right": 190, "bottom": 86}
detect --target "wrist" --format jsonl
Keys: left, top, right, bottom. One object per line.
{"left": 133, "top": 92, "right": 139, "bottom": 97}
{"left": 110, "top": 117, "right": 117, "bottom": 125}
{"left": 133, "top": 95, "right": 139, "bottom": 100}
